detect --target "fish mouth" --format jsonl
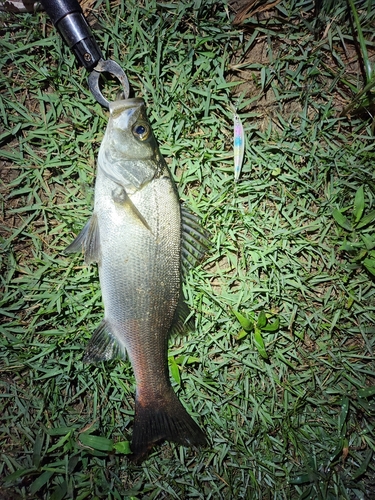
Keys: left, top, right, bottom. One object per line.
{"left": 109, "top": 98, "right": 145, "bottom": 117}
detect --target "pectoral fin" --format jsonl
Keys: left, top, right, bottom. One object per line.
{"left": 112, "top": 186, "right": 151, "bottom": 232}
{"left": 64, "top": 213, "right": 101, "bottom": 265}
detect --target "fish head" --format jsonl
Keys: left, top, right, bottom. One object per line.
{"left": 98, "top": 98, "right": 160, "bottom": 193}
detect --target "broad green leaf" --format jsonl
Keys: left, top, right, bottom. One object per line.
{"left": 254, "top": 327, "right": 268, "bottom": 359}
{"left": 236, "top": 328, "right": 248, "bottom": 340}
{"left": 329, "top": 438, "right": 345, "bottom": 462}
{"left": 50, "top": 480, "right": 67, "bottom": 500}
{"left": 339, "top": 240, "right": 361, "bottom": 252}
{"left": 256, "top": 311, "right": 267, "bottom": 329}
{"left": 3, "top": 468, "right": 36, "bottom": 484}
{"left": 262, "top": 318, "right": 280, "bottom": 332}
{"left": 363, "top": 258, "right": 375, "bottom": 276}
{"left": 351, "top": 449, "right": 373, "bottom": 480}
{"left": 168, "top": 356, "right": 181, "bottom": 385}
{"left": 113, "top": 441, "right": 132, "bottom": 455}
{"left": 346, "top": 295, "right": 354, "bottom": 309}
{"left": 32, "top": 432, "right": 44, "bottom": 468}
{"left": 233, "top": 310, "right": 253, "bottom": 331}
{"left": 332, "top": 209, "right": 353, "bottom": 231}
{"left": 356, "top": 209, "right": 375, "bottom": 229}
{"left": 289, "top": 473, "right": 314, "bottom": 485}
{"left": 353, "top": 185, "right": 365, "bottom": 223}
{"left": 358, "top": 386, "right": 375, "bottom": 398}
{"left": 185, "top": 356, "right": 200, "bottom": 364}
{"left": 68, "top": 456, "right": 79, "bottom": 474}
{"left": 47, "top": 427, "right": 75, "bottom": 436}
{"left": 30, "top": 471, "right": 54, "bottom": 496}
{"left": 79, "top": 433, "right": 114, "bottom": 452}
{"left": 361, "top": 234, "right": 375, "bottom": 251}
{"left": 175, "top": 355, "right": 200, "bottom": 365}
{"left": 353, "top": 248, "right": 367, "bottom": 261}
{"left": 47, "top": 431, "right": 72, "bottom": 453}
{"left": 338, "top": 397, "right": 349, "bottom": 435}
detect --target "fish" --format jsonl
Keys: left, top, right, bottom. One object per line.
{"left": 233, "top": 109, "right": 245, "bottom": 182}
{"left": 65, "top": 98, "right": 209, "bottom": 463}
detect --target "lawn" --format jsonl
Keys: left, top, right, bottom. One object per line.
{"left": 1, "top": 0, "right": 375, "bottom": 498}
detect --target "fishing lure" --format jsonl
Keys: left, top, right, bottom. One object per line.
{"left": 233, "top": 110, "right": 245, "bottom": 182}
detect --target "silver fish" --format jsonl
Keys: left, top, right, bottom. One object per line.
{"left": 66, "top": 98, "right": 209, "bottom": 462}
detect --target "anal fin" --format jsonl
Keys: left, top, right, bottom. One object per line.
{"left": 170, "top": 292, "right": 195, "bottom": 336}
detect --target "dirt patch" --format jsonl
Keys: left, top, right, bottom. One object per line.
{"left": 0, "top": 146, "right": 24, "bottom": 242}
{"left": 229, "top": 0, "right": 282, "bottom": 25}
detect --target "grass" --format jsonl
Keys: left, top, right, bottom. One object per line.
{"left": 1, "top": 0, "right": 375, "bottom": 498}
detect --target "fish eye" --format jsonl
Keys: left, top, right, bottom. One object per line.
{"left": 132, "top": 122, "right": 150, "bottom": 141}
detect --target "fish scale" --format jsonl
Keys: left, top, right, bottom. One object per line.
{"left": 65, "top": 97, "right": 209, "bottom": 462}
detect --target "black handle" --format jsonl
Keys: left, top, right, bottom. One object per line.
{"left": 40, "top": 0, "right": 103, "bottom": 70}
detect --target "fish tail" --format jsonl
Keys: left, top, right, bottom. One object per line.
{"left": 131, "top": 387, "right": 207, "bottom": 463}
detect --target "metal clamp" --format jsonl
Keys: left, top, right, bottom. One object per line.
{"left": 88, "top": 59, "right": 130, "bottom": 108}
{"left": 40, "top": 0, "right": 130, "bottom": 107}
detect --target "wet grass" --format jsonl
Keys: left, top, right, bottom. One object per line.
{"left": 1, "top": 0, "right": 375, "bottom": 498}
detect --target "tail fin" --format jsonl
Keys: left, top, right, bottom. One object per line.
{"left": 131, "top": 387, "right": 207, "bottom": 463}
